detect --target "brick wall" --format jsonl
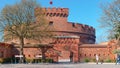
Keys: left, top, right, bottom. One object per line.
{"left": 79, "top": 44, "right": 111, "bottom": 62}
{"left": 0, "top": 43, "right": 12, "bottom": 58}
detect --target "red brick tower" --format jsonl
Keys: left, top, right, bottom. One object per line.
{"left": 35, "top": 7, "right": 96, "bottom": 62}
{"left": 35, "top": 7, "right": 95, "bottom": 44}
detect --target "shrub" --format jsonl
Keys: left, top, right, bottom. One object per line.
{"left": 91, "top": 58, "right": 96, "bottom": 62}
{"left": 48, "top": 59, "right": 53, "bottom": 63}
{"left": 100, "top": 59, "right": 103, "bottom": 62}
{"left": 45, "top": 59, "right": 49, "bottom": 63}
{"left": 31, "top": 59, "right": 42, "bottom": 63}
{"left": 84, "top": 58, "right": 90, "bottom": 62}
{"left": 45, "top": 59, "right": 53, "bottom": 63}
{"left": 26, "top": 58, "right": 33, "bottom": 63}
{"left": 0, "top": 58, "right": 4, "bottom": 63}
{"left": 38, "top": 59, "right": 42, "bottom": 63}
{"left": 33, "top": 58, "right": 53, "bottom": 63}
{"left": 41, "top": 59, "right": 45, "bottom": 63}
{"left": 0, "top": 58, "right": 13, "bottom": 63}
{"left": 104, "top": 58, "right": 112, "bottom": 62}
{"left": 3, "top": 58, "right": 12, "bottom": 63}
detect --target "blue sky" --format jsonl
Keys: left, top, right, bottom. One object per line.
{"left": 0, "top": 0, "right": 112, "bottom": 43}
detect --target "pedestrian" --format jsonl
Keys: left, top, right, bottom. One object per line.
{"left": 96, "top": 54, "right": 99, "bottom": 64}
{"left": 101, "top": 59, "right": 103, "bottom": 64}
{"left": 115, "top": 55, "right": 120, "bottom": 65}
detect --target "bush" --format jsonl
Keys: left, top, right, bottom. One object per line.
{"left": 38, "top": 59, "right": 42, "bottom": 63}
{"left": 45, "top": 59, "right": 49, "bottom": 63}
{"left": 48, "top": 59, "right": 53, "bottom": 63}
{"left": 41, "top": 59, "right": 53, "bottom": 63}
{"left": 26, "top": 58, "right": 33, "bottom": 63}
{"left": 84, "top": 58, "right": 90, "bottom": 62}
{"left": 45, "top": 59, "right": 53, "bottom": 63}
{"left": 0, "top": 58, "right": 14, "bottom": 63}
{"left": 104, "top": 58, "right": 112, "bottom": 62}
{"left": 31, "top": 58, "right": 53, "bottom": 63}
{"left": 3, "top": 58, "right": 12, "bottom": 63}
{"left": 91, "top": 58, "right": 96, "bottom": 62}
{"left": 100, "top": 59, "right": 104, "bottom": 63}
{"left": 0, "top": 58, "right": 4, "bottom": 63}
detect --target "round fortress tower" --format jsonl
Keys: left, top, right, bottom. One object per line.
{"left": 35, "top": 7, "right": 96, "bottom": 44}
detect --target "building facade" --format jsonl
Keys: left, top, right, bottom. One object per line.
{"left": 2, "top": 8, "right": 116, "bottom": 63}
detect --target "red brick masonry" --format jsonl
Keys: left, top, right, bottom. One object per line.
{"left": 3, "top": 8, "right": 116, "bottom": 62}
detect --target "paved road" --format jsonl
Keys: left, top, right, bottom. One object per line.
{"left": 0, "top": 63, "right": 120, "bottom": 68}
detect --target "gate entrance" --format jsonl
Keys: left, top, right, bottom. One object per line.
{"left": 58, "top": 51, "right": 73, "bottom": 62}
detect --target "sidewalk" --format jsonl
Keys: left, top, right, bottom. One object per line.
{"left": 86, "top": 62, "right": 116, "bottom": 64}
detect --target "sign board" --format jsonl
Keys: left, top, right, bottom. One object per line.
{"left": 58, "top": 59, "right": 70, "bottom": 62}
{"left": 15, "top": 55, "right": 23, "bottom": 57}
{"left": 36, "top": 55, "right": 42, "bottom": 58}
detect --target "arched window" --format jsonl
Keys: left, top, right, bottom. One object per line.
{"left": 94, "top": 54, "right": 96, "bottom": 56}
{"left": 34, "top": 55, "right": 36, "bottom": 57}
{"left": 90, "top": 54, "right": 91, "bottom": 56}
{"left": 28, "top": 55, "right": 31, "bottom": 57}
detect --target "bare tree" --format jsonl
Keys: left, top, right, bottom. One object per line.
{"left": 99, "top": 0, "right": 120, "bottom": 44}
{"left": 0, "top": 0, "right": 52, "bottom": 63}
{"left": 99, "top": 0, "right": 120, "bottom": 59}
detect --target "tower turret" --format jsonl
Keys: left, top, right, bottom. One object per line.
{"left": 35, "top": 7, "right": 69, "bottom": 23}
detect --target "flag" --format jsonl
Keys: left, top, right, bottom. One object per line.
{"left": 50, "top": 0, "right": 53, "bottom": 5}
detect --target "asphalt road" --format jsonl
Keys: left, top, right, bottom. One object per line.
{"left": 0, "top": 63, "right": 120, "bottom": 68}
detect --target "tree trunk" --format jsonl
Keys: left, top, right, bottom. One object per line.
{"left": 19, "top": 37, "right": 24, "bottom": 63}
{"left": 41, "top": 48, "right": 46, "bottom": 62}
{"left": 42, "top": 52, "right": 46, "bottom": 62}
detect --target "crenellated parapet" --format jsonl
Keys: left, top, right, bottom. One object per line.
{"left": 70, "top": 22, "right": 95, "bottom": 35}
{"left": 35, "top": 7, "right": 69, "bottom": 17}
